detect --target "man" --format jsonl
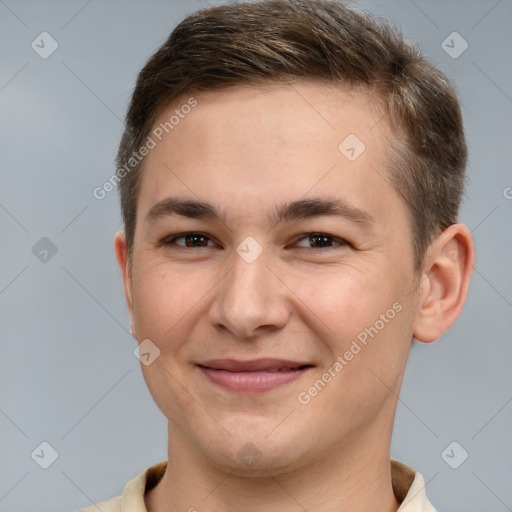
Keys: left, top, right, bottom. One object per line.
{"left": 81, "top": 0, "right": 474, "bottom": 510}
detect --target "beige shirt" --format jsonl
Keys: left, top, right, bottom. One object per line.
{"left": 79, "top": 459, "right": 436, "bottom": 512}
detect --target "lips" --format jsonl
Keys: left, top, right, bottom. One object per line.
{"left": 197, "top": 358, "right": 314, "bottom": 392}
{"left": 199, "top": 358, "right": 312, "bottom": 372}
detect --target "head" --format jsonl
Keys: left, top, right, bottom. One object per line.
{"left": 114, "top": 0, "right": 474, "bottom": 475}
{"left": 118, "top": 0, "right": 468, "bottom": 274}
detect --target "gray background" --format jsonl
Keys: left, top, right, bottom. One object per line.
{"left": 0, "top": 0, "right": 511, "bottom": 511}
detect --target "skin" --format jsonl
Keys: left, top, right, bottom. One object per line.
{"left": 114, "top": 81, "right": 474, "bottom": 512}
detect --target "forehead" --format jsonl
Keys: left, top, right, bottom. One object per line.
{"left": 136, "top": 81, "right": 401, "bottom": 229}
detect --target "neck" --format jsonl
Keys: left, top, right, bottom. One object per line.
{"left": 145, "top": 421, "right": 400, "bottom": 512}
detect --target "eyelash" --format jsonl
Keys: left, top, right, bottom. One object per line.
{"left": 161, "top": 232, "right": 349, "bottom": 250}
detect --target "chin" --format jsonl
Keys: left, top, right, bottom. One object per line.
{"left": 197, "top": 421, "right": 310, "bottom": 476}
{"left": 210, "top": 444, "right": 307, "bottom": 477}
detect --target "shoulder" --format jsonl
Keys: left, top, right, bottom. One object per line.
{"left": 75, "top": 461, "right": 167, "bottom": 512}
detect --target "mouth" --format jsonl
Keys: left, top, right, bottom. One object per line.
{"left": 197, "top": 358, "right": 315, "bottom": 392}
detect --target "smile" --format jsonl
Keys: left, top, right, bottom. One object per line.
{"left": 197, "top": 358, "right": 314, "bottom": 392}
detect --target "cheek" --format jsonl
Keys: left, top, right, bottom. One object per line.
{"left": 286, "top": 262, "right": 394, "bottom": 335}
{"left": 130, "top": 263, "right": 209, "bottom": 338}
{"left": 290, "top": 262, "right": 414, "bottom": 380}
{"left": 131, "top": 265, "right": 204, "bottom": 417}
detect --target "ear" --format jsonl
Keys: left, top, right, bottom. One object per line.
{"left": 114, "top": 230, "right": 135, "bottom": 334}
{"left": 413, "top": 223, "right": 475, "bottom": 343}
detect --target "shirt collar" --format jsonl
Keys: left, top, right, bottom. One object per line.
{"left": 391, "top": 460, "right": 437, "bottom": 511}
{"left": 119, "top": 459, "right": 436, "bottom": 511}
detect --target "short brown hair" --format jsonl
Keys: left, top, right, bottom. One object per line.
{"left": 117, "top": 0, "right": 467, "bottom": 271}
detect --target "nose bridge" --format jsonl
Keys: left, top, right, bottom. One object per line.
{"left": 208, "top": 246, "right": 290, "bottom": 337}
{"left": 231, "top": 253, "right": 265, "bottom": 297}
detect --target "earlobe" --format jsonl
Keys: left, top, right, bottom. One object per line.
{"left": 413, "top": 224, "right": 475, "bottom": 343}
{"left": 114, "top": 230, "right": 135, "bottom": 323}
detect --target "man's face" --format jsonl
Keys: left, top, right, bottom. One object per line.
{"left": 120, "top": 81, "right": 422, "bottom": 473}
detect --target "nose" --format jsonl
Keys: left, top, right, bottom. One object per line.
{"left": 207, "top": 249, "right": 291, "bottom": 339}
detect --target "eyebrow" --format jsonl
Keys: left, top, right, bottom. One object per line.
{"left": 144, "top": 196, "right": 375, "bottom": 227}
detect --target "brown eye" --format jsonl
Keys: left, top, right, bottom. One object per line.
{"left": 164, "top": 232, "right": 215, "bottom": 247}
{"left": 295, "top": 233, "right": 348, "bottom": 249}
